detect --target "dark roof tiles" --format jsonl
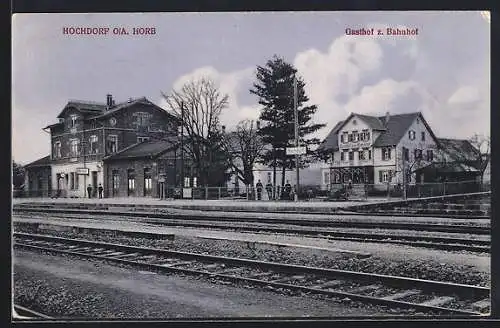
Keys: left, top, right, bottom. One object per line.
{"left": 372, "top": 113, "right": 420, "bottom": 146}
{"left": 104, "top": 137, "right": 179, "bottom": 161}
{"left": 25, "top": 155, "right": 51, "bottom": 168}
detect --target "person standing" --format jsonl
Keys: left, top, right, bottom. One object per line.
{"left": 284, "top": 180, "right": 292, "bottom": 200}
{"left": 256, "top": 180, "right": 263, "bottom": 200}
{"left": 87, "top": 184, "right": 92, "bottom": 199}
{"left": 265, "top": 182, "right": 273, "bottom": 200}
{"left": 98, "top": 183, "right": 104, "bottom": 199}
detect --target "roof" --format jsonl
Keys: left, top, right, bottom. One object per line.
{"left": 372, "top": 112, "right": 421, "bottom": 146}
{"left": 25, "top": 155, "right": 51, "bottom": 168}
{"left": 55, "top": 97, "right": 179, "bottom": 122}
{"left": 415, "top": 162, "right": 480, "bottom": 174}
{"left": 319, "top": 111, "right": 441, "bottom": 151}
{"left": 437, "top": 138, "right": 480, "bottom": 162}
{"left": 56, "top": 100, "right": 107, "bottom": 118}
{"left": 355, "top": 114, "right": 387, "bottom": 130}
{"left": 43, "top": 122, "right": 63, "bottom": 130}
{"left": 103, "top": 137, "right": 179, "bottom": 161}
{"left": 317, "top": 120, "right": 344, "bottom": 152}
{"left": 89, "top": 97, "right": 179, "bottom": 122}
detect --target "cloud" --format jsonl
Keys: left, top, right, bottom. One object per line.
{"left": 160, "top": 30, "right": 487, "bottom": 144}
{"left": 447, "top": 86, "right": 481, "bottom": 104}
{"left": 159, "top": 65, "right": 255, "bottom": 128}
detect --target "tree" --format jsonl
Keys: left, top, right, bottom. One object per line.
{"left": 394, "top": 148, "right": 433, "bottom": 199}
{"left": 12, "top": 161, "right": 25, "bottom": 189}
{"left": 222, "top": 119, "right": 266, "bottom": 187}
{"left": 162, "top": 77, "right": 232, "bottom": 186}
{"left": 469, "top": 134, "right": 490, "bottom": 185}
{"left": 250, "top": 55, "right": 325, "bottom": 189}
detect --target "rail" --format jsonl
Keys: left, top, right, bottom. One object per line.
{"left": 14, "top": 232, "right": 490, "bottom": 316}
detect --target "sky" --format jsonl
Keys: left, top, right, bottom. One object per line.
{"left": 12, "top": 11, "right": 490, "bottom": 165}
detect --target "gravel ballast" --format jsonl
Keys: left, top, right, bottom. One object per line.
{"left": 14, "top": 250, "right": 421, "bottom": 318}
{"left": 14, "top": 224, "right": 490, "bottom": 287}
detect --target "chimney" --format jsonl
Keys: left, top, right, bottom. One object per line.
{"left": 385, "top": 111, "right": 390, "bottom": 125}
{"left": 106, "top": 94, "right": 113, "bottom": 108}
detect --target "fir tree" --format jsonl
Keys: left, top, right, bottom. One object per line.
{"left": 250, "top": 55, "right": 325, "bottom": 188}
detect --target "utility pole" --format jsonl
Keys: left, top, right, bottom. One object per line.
{"left": 293, "top": 75, "right": 299, "bottom": 202}
{"left": 180, "top": 101, "right": 184, "bottom": 190}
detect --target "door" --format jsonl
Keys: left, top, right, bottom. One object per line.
{"left": 92, "top": 171, "right": 98, "bottom": 197}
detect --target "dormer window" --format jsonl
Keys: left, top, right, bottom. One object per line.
{"left": 70, "top": 115, "right": 78, "bottom": 128}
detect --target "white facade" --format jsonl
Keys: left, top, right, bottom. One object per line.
{"left": 51, "top": 160, "right": 104, "bottom": 197}
{"left": 320, "top": 112, "right": 439, "bottom": 190}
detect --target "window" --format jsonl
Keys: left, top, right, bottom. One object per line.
{"left": 359, "top": 150, "right": 366, "bottom": 160}
{"left": 137, "top": 136, "right": 150, "bottom": 143}
{"left": 421, "top": 132, "right": 426, "bottom": 141}
{"left": 184, "top": 177, "right": 190, "bottom": 187}
{"left": 348, "top": 133, "right": 353, "bottom": 142}
{"left": 135, "top": 112, "right": 152, "bottom": 128}
{"left": 75, "top": 173, "right": 79, "bottom": 190}
{"left": 193, "top": 177, "right": 198, "bottom": 187}
{"left": 382, "top": 147, "right": 391, "bottom": 160}
{"left": 414, "top": 149, "right": 422, "bottom": 160}
{"left": 89, "top": 135, "right": 98, "bottom": 154}
{"left": 379, "top": 170, "right": 392, "bottom": 183}
{"left": 368, "top": 149, "right": 372, "bottom": 160}
{"left": 323, "top": 171, "right": 330, "bottom": 185}
{"left": 127, "top": 169, "right": 135, "bottom": 196}
{"left": 341, "top": 132, "right": 348, "bottom": 143}
{"left": 144, "top": 168, "right": 152, "bottom": 196}
{"left": 360, "top": 129, "right": 370, "bottom": 141}
{"left": 112, "top": 170, "right": 120, "bottom": 196}
{"left": 70, "top": 115, "right": 78, "bottom": 128}
{"left": 348, "top": 151, "right": 354, "bottom": 161}
{"left": 403, "top": 147, "right": 409, "bottom": 161}
{"left": 352, "top": 131, "right": 359, "bottom": 142}
{"left": 267, "top": 172, "right": 272, "bottom": 183}
{"left": 69, "top": 172, "right": 74, "bottom": 189}
{"left": 426, "top": 149, "right": 434, "bottom": 161}
{"left": 90, "top": 121, "right": 97, "bottom": 129}
{"left": 341, "top": 150, "right": 348, "bottom": 161}
{"left": 69, "top": 139, "right": 80, "bottom": 157}
{"left": 53, "top": 141, "right": 61, "bottom": 159}
{"left": 107, "top": 135, "right": 118, "bottom": 153}
{"left": 408, "top": 130, "right": 416, "bottom": 140}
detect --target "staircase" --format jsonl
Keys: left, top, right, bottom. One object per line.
{"left": 345, "top": 192, "right": 491, "bottom": 218}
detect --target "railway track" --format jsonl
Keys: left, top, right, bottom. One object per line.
{"left": 13, "top": 206, "right": 491, "bottom": 235}
{"left": 13, "top": 213, "right": 490, "bottom": 253}
{"left": 13, "top": 304, "right": 53, "bottom": 319}
{"left": 14, "top": 232, "right": 490, "bottom": 316}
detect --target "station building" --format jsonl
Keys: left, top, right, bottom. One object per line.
{"left": 23, "top": 95, "right": 191, "bottom": 198}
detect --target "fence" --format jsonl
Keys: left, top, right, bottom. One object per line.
{"left": 14, "top": 180, "right": 490, "bottom": 201}
{"left": 328, "top": 180, "right": 491, "bottom": 200}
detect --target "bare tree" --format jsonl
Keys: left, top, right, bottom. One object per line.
{"left": 395, "top": 147, "right": 434, "bottom": 200}
{"left": 222, "top": 120, "right": 266, "bottom": 187}
{"left": 161, "top": 77, "right": 230, "bottom": 186}
{"left": 469, "top": 134, "right": 490, "bottom": 185}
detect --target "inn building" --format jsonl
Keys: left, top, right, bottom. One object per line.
{"left": 317, "top": 111, "right": 485, "bottom": 191}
